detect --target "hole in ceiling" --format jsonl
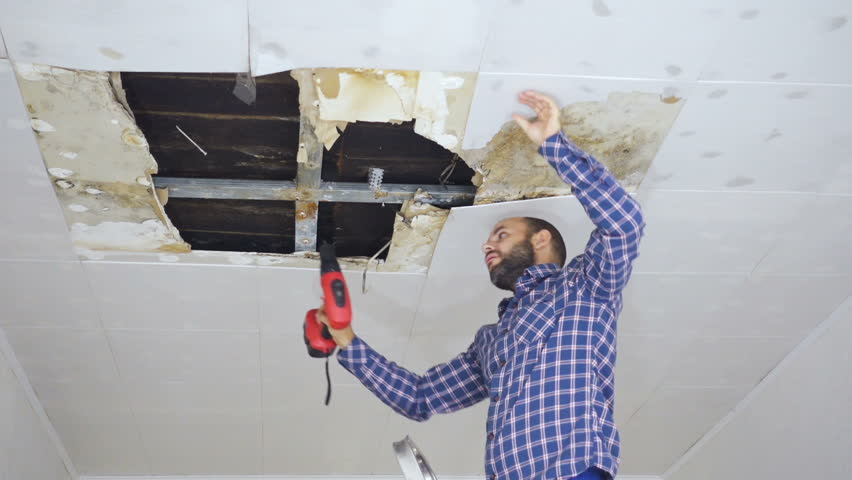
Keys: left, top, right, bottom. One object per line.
{"left": 120, "top": 71, "right": 475, "bottom": 257}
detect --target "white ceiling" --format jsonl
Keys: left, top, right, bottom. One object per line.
{"left": 1, "top": 0, "right": 851, "bottom": 478}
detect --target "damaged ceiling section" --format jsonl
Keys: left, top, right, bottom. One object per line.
{"left": 14, "top": 62, "right": 684, "bottom": 271}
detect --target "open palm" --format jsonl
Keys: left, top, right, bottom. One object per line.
{"left": 512, "top": 90, "right": 563, "bottom": 146}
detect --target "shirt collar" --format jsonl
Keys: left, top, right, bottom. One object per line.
{"left": 514, "top": 263, "right": 561, "bottom": 298}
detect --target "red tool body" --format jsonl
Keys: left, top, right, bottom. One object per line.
{"left": 303, "top": 244, "right": 352, "bottom": 358}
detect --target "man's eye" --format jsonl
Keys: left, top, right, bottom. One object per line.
{"left": 499, "top": 232, "right": 507, "bottom": 239}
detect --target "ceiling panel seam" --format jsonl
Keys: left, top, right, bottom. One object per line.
{"left": 79, "top": 261, "right": 154, "bottom": 474}
{"left": 0, "top": 327, "right": 78, "bottom": 478}
{"left": 661, "top": 292, "right": 852, "bottom": 479}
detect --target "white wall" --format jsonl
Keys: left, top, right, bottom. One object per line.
{"left": 0, "top": 332, "right": 72, "bottom": 480}
{"left": 666, "top": 296, "right": 852, "bottom": 480}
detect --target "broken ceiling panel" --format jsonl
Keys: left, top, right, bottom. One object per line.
{"left": 0, "top": 0, "right": 249, "bottom": 72}
{"left": 312, "top": 68, "right": 477, "bottom": 153}
{"left": 121, "top": 69, "right": 471, "bottom": 259}
{"left": 14, "top": 63, "right": 188, "bottom": 253}
{"left": 248, "top": 0, "right": 494, "bottom": 75}
{"left": 462, "top": 73, "right": 687, "bottom": 203}
{"left": 482, "top": 0, "right": 733, "bottom": 80}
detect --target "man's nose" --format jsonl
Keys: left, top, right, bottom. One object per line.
{"left": 483, "top": 243, "right": 494, "bottom": 254}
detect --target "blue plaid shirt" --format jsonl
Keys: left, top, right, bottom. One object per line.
{"left": 339, "top": 131, "right": 645, "bottom": 480}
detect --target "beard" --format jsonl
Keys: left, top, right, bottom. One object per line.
{"left": 489, "top": 240, "right": 535, "bottom": 291}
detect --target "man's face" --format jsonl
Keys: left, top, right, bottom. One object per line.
{"left": 483, "top": 218, "right": 536, "bottom": 291}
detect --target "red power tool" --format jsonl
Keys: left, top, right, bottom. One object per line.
{"left": 303, "top": 243, "right": 352, "bottom": 358}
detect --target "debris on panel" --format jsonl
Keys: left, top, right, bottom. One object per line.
{"left": 461, "top": 91, "right": 684, "bottom": 204}
{"left": 14, "top": 63, "right": 189, "bottom": 253}
{"left": 383, "top": 193, "right": 450, "bottom": 272}
{"left": 303, "top": 68, "right": 477, "bottom": 154}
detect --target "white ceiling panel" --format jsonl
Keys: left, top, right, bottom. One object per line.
{"left": 136, "top": 411, "right": 262, "bottom": 475}
{"left": 84, "top": 262, "right": 259, "bottom": 331}
{"left": 248, "top": 0, "right": 494, "bottom": 75}
{"left": 0, "top": 362, "right": 13, "bottom": 472}
{"left": 633, "top": 190, "right": 811, "bottom": 273}
{"left": 649, "top": 83, "right": 852, "bottom": 193}
{"left": 122, "top": 379, "right": 261, "bottom": 417}
{"left": 0, "top": 60, "right": 75, "bottom": 261}
{"left": 697, "top": 274, "right": 852, "bottom": 337}
{"left": 0, "top": 1, "right": 248, "bottom": 72}
{"left": 463, "top": 72, "right": 688, "bottom": 149}
{"left": 263, "top": 383, "right": 391, "bottom": 474}
{"left": 661, "top": 336, "right": 797, "bottom": 388}
{"left": 614, "top": 334, "right": 685, "bottom": 425}
{"left": 620, "top": 273, "right": 746, "bottom": 336}
{"left": 756, "top": 196, "right": 852, "bottom": 274}
{"left": 0, "top": 260, "right": 98, "bottom": 329}
{"left": 665, "top": 297, "right": 852, "bottom": 480}
{"left": 48, "top": 412, "right": 147, "bottom": 476}
{"left": 619, "top": 385, "right": 748, "bottom": 474}
{"left": 2, "top": 328, "right": 118, "bottom": 383}
{"left": 262, "top": 331, "right": 407, "bottom": 390}
{"left": 107, "top": 330, "right": 260, "bottom": 383}
{"left": 28, "top": 380, "right": 130, "bottom": 416}
{"left": 481, "top": 0, "right": 733, "bottom": 80}
{"left": 8, "top": 384, "right": 71, "bottom": 480}
{"left": 701, "top": 0, "right": 852, "bottom": 83}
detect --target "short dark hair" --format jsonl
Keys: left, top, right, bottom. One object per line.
{"left": 523, "top": 217, "right": 567, "bottom": 266}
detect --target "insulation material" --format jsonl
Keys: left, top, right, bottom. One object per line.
{"left": 312, "top": 68, "right": 476, "bottom": 153}
{"left": 383, "top": 194, "right": 450, "bottom": 272}
{"left": 462, "top": 91, "right": 684, "bottom": 204}
{"left": 14, "top": 63, "right": 189, "bottom": 253}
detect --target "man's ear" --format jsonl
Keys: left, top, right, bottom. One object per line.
{"left": 531, "top": 229, "right": 552, "bottom": 252}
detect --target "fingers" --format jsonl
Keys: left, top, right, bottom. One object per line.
{"left": 316, "top": 306, "right": 329, "bottom": 326}
{"left": 520, "top": 90, "right": 557, "bottom": 117}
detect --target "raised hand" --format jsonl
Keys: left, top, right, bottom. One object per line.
{"left": 512, "top": 90, "right": 563, "bottom": 146}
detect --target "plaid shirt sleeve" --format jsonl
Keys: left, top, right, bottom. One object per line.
{"left": 337, "top": 336, "right": 488, "bottom": 421}
{"left": 539, "top": 131, "right": 645, "bottom": 299}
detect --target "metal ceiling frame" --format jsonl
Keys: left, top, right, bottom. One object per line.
{"left": 152, "top": 115, "right": 476, "bottom": 252}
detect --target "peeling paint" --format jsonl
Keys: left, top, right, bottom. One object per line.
{"left": 308, "top": 68, "right": 476, "bottom": 154}
{"left": 461, "top": 91, "right": 683, "bottom": 204}
{"left": 15, "top": 63, "right": 188, "bottom": 253}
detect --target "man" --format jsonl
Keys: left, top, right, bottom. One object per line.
{"left": 318, "top": 91, "right": 645, "bottom": 480}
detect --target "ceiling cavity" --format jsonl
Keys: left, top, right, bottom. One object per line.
{"left": 13, "top": 61, "right": 682, "bottom": 270}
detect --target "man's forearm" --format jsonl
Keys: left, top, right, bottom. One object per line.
{"left": 338, "top": 336, "right": 432, "bottom": 421}
{"left": 338, "top": 336, "right": 488, "bottom": 421}
{"left": 538, "top": 131, "right": 644, "bottom": 236}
